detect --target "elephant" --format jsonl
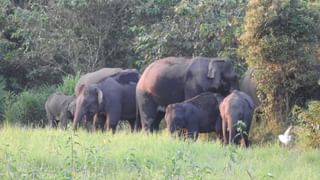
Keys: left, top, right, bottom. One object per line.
{"left": 45, "top": 92, "right": 76, "bottom": 129}
{"left": 239, "top": 68, "right": 260, "bottom": 107}
{"left": 74, "top": 68, "right": 140, "bottom": 130}
{"left": 219, "top": 90, "right": 255, "bottom": 147}
{"left": 75, "top": 68, "right": 139, "bottom": 96}
{"left": 73, "top": 77, "right": 138, "bottom": 133}
{"left": 136, "top": 56, "right": 239, "bottom": 132}
{"left": 165, "top": 92, "right": 224, "bottom": 140}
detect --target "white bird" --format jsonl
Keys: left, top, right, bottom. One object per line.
{"left": 278, "top": 125, "right": 292, "bottom": 145}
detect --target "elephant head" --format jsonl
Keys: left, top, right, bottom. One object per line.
{"left": 207, "top": 59, "right": 239, "bottom": 95}
{"left": 165, "top": 103, "right": 187, "bottom": 134}
{"left": 73, "top": 84, "right": 104, "bottom": 130}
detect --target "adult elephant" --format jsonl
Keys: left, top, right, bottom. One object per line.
{"left": 45, "top": 92, "right": 76, "bottom": 129}
{"left": 165, "top": 92, "right": 223, "bottom": 140}
{"left": 137, "top": 56, "right": 239, "bottom": 132}
{"left": 75, "top": 68, "right": 139, "bottom": 96}
{"left": 75, "top": 68, "right": 123, "bottom": 96}
{"left": 74, "top": 68, "right": 140, "bottom": 130}
{"left": 219, "top": 90, "right": 255, "bottom": 147}
{"left": 73, "top": 77, "right": 138, "bottom": 133}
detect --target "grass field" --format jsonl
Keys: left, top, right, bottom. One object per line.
{"left": 0, "top": 127, "right": 319, "bottom": 180}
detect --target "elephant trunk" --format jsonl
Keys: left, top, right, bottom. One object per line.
{"left": 73, "top": 104, "right": 86, "bottom": 130}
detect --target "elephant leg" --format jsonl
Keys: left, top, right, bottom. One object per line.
{"left": 136, "top": 90, "right": 158, "bottom": 132}
{"left": 187, "top": 123, "right": 199, "bottom": 141}
{"left": 48, "top": 113, "right": 58, "bottom": 128}
{"left": 59, "top": 118, "right": 68, "bottom": 130}
{"left": 59, "top": 112, "right": 68, "bottom": 130}
{"left": 92, "top": 113, "right": 99, "bottom": 132}
{"left": 222, "top": 117, "right": 228, "bottom": 145}
{"left": 128, "top": 119, "right": 135, "bottom": 133}
{"left": 229, "top": 120, "right": 237, "bottom": 145}
{"left": 151, "top": 111, "right": 165, "bottom": 132}
{"left": 105, "top": 107, "right": 121, "bottom": 134}
{"left": 98, "top": 114, "right": 107, "bottom": 132}
{"left": 187, "top": 131, "right": 199, "bottom": 141}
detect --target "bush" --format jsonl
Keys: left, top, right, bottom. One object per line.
{"left": 0, "top": 77, "right": 7, "bottom": 122}
{"left": 293, "top": 101, "right": 320, "bottom": 148}
{"left": 4, "top": 85, "right": 57, "bottom": 127}
{"left": 57, "top": 73, "right": 80, "bottom": 96}
{"left": 239, "top": 0, "right": 320, "bottom": 138}
{"left": 3, "top": 73, "right": 80, "bottom": 127}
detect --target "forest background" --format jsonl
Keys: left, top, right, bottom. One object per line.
{"left": 0, "top": 0, "right": 320, "bottom": 147}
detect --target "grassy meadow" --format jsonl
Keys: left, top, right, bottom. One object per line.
{"left": 0, "top": 127, "right": 319, "bottom": 180}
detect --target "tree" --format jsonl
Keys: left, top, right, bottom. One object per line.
{"left": 239, "top": 0, "right": 320, "bottom": 132}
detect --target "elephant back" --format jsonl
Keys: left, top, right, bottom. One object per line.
{"left": 75, "top": 68, "right": 123, "bottom": 96}
{"left": 185, "top": 92, "right": 221, "bottom": 113}
{"left": 110, "top": 69, "right": 140, "bottom": 85}
{"left": 46, "top": 92, "right": 70, "bottom": 113}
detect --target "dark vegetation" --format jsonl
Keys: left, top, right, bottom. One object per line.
{"left": 0, "top": 0, "right": 319, "bottom": 147}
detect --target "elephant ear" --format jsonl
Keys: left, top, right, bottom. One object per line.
{"left": 96, "top": 88, "right": 103, "bottom": 105}
{"left": 78, "top": 84, "right": 86, "bottom": 95}
{"left": 207, "top": 60, "right": 225, "bottom": 79}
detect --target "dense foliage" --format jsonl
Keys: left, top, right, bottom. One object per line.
{"left": 0, "top": 0, "right": 247, "bottom": 91}
{"left": 239, "top": 0, "right": 320, "bottom": 136}
{"left": 293, "top": 101, "right": 320, "bottom": 148}
{"left": 3, "top": 75, "right": 78, "bottom": 126}
{"left": 0, "top": 77, "right": 6, "bottom": 121}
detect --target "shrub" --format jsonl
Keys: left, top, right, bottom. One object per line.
{"left": 57, "top": 73, "right": 80, "bottom": 96}
{"left": 3, "top": 73, "right": 79, "bottom": 127}
{"left": 0, "top": 77, "right": 7, "bottom": 122}
{"left": 293, "top": 101, "right": 320, "bottom": 148}
{"left": 239, "top": 0, "right": 320, "bottom": 139}
{"left": 4, "top": 85, "right": 57, "bottom": 127}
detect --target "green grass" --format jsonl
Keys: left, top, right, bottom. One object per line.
{"left": 0, "top": 127, "right": 319, "bottom": 180}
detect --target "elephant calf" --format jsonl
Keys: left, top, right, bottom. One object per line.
{"left": 219, "top": 90, "right": 255, "bottom": 147}
{"left": 45, "top": 92, "right": 75, "bottom": 129}
{"left": 165, "top": 92, "right": 223, "bottom": 140}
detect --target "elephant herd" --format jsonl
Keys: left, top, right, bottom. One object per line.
{"left": 45, "top": 56, "right": 261, "bottom": 146}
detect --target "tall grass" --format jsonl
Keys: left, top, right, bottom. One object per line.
{"left": 0, "top": 127, "right": 319, "bottom": 179}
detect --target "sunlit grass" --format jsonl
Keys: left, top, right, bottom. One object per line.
{"left": 0, "top": 126, "right": 319, "bottom": 179}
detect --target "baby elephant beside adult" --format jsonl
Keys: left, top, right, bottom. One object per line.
{"left": 137, "top": 56, "right": 239, "bottom": 132}
{"left": 165, "top": 92, "right": 224, "bottom": 140}
{"left": 73, "top": 70, "right": 139, "bottom": 133}
{"left": 219, "top": 90, "right": 255, "bottom": 147}
{"left": 45, "top": 92, "right": 76, "bottom": 129}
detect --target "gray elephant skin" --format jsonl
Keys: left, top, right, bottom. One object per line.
{"left": 239, "top": 68, "right": 260, "bottom": 107}
{"left": 219, "top": 90, "right": 255, "bottom": 147}
{"left": 75, "top": 68, "right": 139, "bottom": 96}
{"left": 74, "top": 68, "right": 140, "bottom": 130}
{"left": 136, "top": 56, "right": 239, "bottom": 132}
{"left": 45, "top": 92, "right": 75, "bottom": 129}
{"left": 73, "top": 76, "right": 138, "bottom": 133}
{"left": 165, "top": 92, "right": 224, "bottom": 140}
